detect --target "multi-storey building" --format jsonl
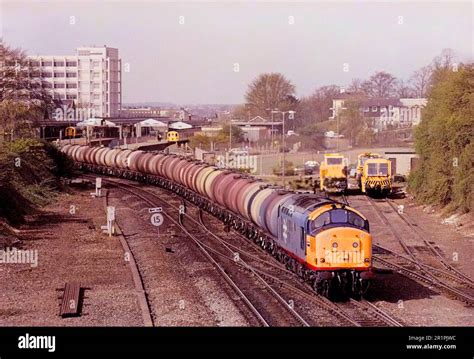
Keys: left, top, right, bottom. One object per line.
{"left": 27, "top": 46, "right": 121, "bottom": 117}
{"left": 329, "top": 92, "right": 427, "bottom": 130}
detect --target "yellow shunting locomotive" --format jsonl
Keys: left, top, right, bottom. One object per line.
{"left": 356, "top": 153, "right": 392, "bottom": 196}
{"left": 319, "top": 154, "right": 348, "bottom": 193}
{"left": 166, "top": 131, "right": 179, "bottom": 142}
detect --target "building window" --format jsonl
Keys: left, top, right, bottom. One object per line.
{"left": 66, "top": 61, "right": 77, "bottom": 67}
{"left": 93, "top": 94, "right": 101, "bottom": 100}
{"left": 66, "top": 72, "right": 77, "bottom": 78}
{"left": 54, "top": 61, "right": 65, "bottom": 66}
{"left": 363, "top": 106, "right": 369, "bottom": 112}
{"left": 41, "top": 61, "right": 53, "bottom": 66}
{"left": 41, "top": 72, "right": 52, "bottom": 78}
{"left": 92, "top": 61, "right": 100, "bottom": 67}
{"left": 29, "top": 61, "right": 40, "bottom": 67}
{"left": 54, "top": 83, "right": 65, "bottom": 88}
{"left": 372, "top": 106, "right": 377, "bottom": 112}
{"left": 41, "top": 81, "right": 53, "bottom": 88}
{"left": 54, "top": 72, "right": 65, "bottom": 78}
{"left": 66, "top": 94, "right": 77, "bottom": 99}
{"left": 92, "top": 83, "right": 100, "bottom": 89}
{"left": 93, "top": 72, "right": 100, "bottom": 78}
{"left": 66, "top": 83, "right": 77, "bottom": 88}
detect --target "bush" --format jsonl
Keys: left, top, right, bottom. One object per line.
{"left": 0, "top": 139, "right": 73, "bottom": 223}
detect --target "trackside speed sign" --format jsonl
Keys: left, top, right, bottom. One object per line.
{"left": 150, "top": 213, "right": 164, "bottom": 227}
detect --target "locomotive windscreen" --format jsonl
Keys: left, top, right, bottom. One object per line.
{"left": 327, "top": 158, "right": 343, "bottom": 165}
{"left": 309, "top": 209, "right": 368, "bottom": 234}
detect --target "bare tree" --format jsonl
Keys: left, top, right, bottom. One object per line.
{"left": 245, "top": 73, "right": 296, "bottom": 117}
{"left": 296, "top": 85, "right": 339, "bottom": 128}
{"left": 396, "top": 79, "right": 415, "bottom": 98}
{"left": 409, "top": 65, "right": 432, "bottom": 98}
{"left": 361, "top": 71, "right": 397, "bottom": 97}
{"left": 347, "top": 78, "right": 365, "bottom": 94}
{"left": 432, "top": 48, "right": 457, "bottom": 70}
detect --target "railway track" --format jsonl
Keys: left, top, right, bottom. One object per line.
{"left": 93, "top": 175, "right": 313, "bottom": 327}
{"left": 87, "top": 174, "right": 404, "bottom": 327}
{"left": 384, "top": 199, "right": 474, "bottom": 287}
{"left": 195, "top": 207, "right": 403, "bottom": 327}
{"left": 350, "top": 195, "right": 474, "bottom": 306}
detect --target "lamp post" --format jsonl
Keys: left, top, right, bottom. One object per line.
{"left": 229, "top": 119, "right": 232, "bottom": 152}
{"left": 277, "top": 110, "right": 295, "bottom": 188}
{"left": 266, "top": 108, "right": 279, "bottom": 152}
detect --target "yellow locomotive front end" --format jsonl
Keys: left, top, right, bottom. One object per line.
{"left": 319, "top": 154, "right": 348, "bottom": 193}
{"left": 361, "top": 158, "right": 392, "bottom": 196}
{"left": 356, "top": 152, "right": 381, "bottom": 180}
{"left": 166, "top": 131, "right": 179, "bottom": 142}
{"left": 305, "top": 204, "right": 373, "bottom": 296}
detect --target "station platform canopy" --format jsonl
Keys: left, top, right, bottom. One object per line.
{"left": 169, "top": 121, "right": 192, "bottom": 130}
{"left": 135, "top": 118, "right": 168, "bottom": 128}
{"left": 76, "top": 118, "right": 117, "bottom": 127}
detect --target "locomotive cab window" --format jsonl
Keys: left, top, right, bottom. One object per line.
{"left": 378, "top": 163, "right": 389, "bottom": 175}
{"left": 367, "top": 163, "right": 377, "bottom": 176}
{"left": 330, "top": 209, "right": 348, "bottom": 223}
{"left": 310, "top": 209, "right": 368, "bottom": 233}
{"left": 309, "top": 211, "right": 330, "bottom": 233}
{"left": 327, "top": 158, "right": 342, "bottom": 165}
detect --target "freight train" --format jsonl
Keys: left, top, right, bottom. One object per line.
{"left": 61, "top": 144, "right": 374, "bottom": 298}
{"left": 356, "top": 153, "right": 392, "bottom": 196}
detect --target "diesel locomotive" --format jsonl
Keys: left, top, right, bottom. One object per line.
{"left": 61, "top": 144, "right": 374, "bottom": 298}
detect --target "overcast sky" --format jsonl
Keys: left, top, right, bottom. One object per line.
{"left": 1, "top": 0, "right": 472, "bottom": 104}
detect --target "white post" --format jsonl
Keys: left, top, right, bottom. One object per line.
{"left": 91, "top": 177, "right": 102, "bottom": 197}
{"left": 101, "top": 206, "right": 115, "bottom": 237}
{"left": 107, "top": 206, "right": 115, "bottom": 236}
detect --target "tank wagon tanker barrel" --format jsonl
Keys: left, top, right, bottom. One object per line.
{"left": 61, "top": 144, "right": 374, "bottom": 298}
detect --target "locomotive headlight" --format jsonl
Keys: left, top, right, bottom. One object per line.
{"left": 353, "top": 242, "right": 359, "bottom": 248}
{"left": 332, "top": 242, "right": 338, "bottom": 249}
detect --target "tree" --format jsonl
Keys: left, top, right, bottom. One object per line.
{"left": 245, "top": 73, "right": 296, "bottom": 118}
{"left": 361, "top": 71, "right": 398, "bottom": 97}
{"left": 295, "top": 85, "right": 339, "bottom": 129}
{"left": 347, "top": 78, "right": 365, "bottom": 93}
{"left": 395, "top": 79, "right": 415, "bottom": 98}
{"left": 432, "top": 48, "right": 457, "bottom": 71}
{"left": 410, "top": 65, "right": 433, "bottom": 98}
{"left": 430, "top": 49, "right": 458, "bottom": 89}
{"left": 231, "top": 104, "right": 249, "bottom": 120}
{"left": 337, "top": 95, "right": 366, "bottom": 146}
{"left": 0, "top": 40, "right": 56, "bottom": 139}
{"left": 221, "top": 124, "right": 243, "bottom": 144}
{"left": 409, "top": 62, "right": 473, "bottom": 212}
